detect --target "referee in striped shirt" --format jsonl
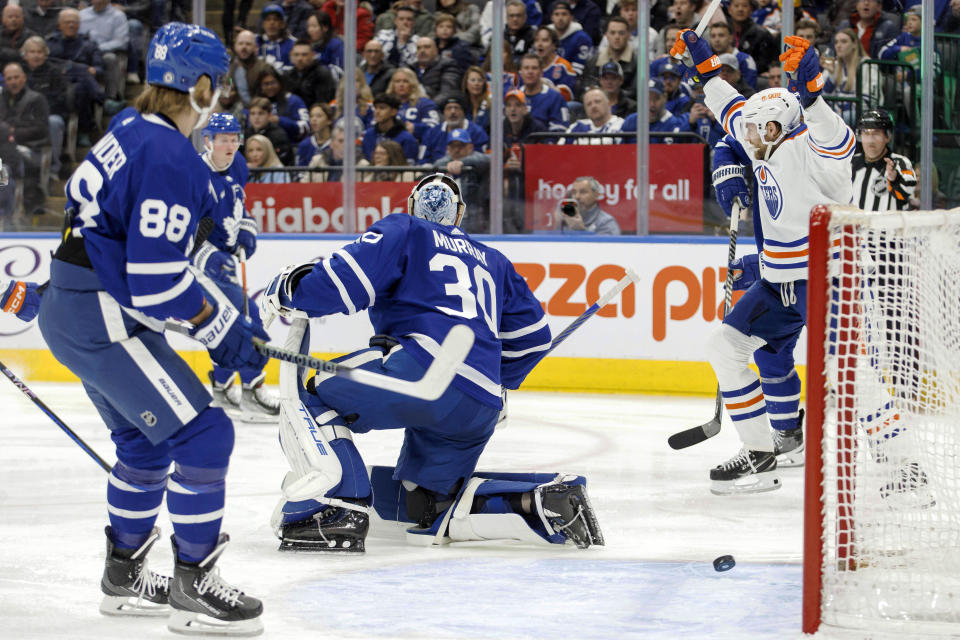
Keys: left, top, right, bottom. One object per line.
{"left": 852, "top": 109, "right": 917, "bottom": 211}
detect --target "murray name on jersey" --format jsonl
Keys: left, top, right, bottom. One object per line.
{"left": 288, "top": 213, "right": 552, "bottom": 409}
{"left": 64, "top": 111, "right": 219, "bottom": 321}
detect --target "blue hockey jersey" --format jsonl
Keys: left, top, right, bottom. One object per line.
{"left": 64, "top": 111, "right": 218, "bottom": 320}
{"left": 290, "top": 213, "right": 552, "bottom": 408}
{"left": 201, "top": 151, "right": 250, "bottom": 252}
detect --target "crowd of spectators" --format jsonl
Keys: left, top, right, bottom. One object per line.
{"left": 1, "top": 0, "right": 958, "bottom": 227}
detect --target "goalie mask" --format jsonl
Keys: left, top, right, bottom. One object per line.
{"left": 741, "top": 88, "right": 802, "bottom": 160}
{"left": 408, "top": 173, "right": 466, "bottom": 227}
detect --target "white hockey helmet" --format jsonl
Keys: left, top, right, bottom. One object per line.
{"left": 408, "top": 173, "right": 466, "bottom": 227}
{"left": 740, "top": 88, "right": 802, "bottom": 151}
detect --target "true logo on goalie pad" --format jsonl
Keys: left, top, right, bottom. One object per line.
{"left": 755, "top": 165, "right": 783, "bottom": 220}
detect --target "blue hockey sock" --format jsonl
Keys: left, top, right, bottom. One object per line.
{"left": 107, "top": 461, "right": 167, "bottom": 549}
{"left": 761, "top": 370, "right": 801, "bottom": 431}
{"left": 166, "top": 463, "right": 227, "bottom": 563}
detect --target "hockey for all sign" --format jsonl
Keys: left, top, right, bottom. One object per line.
{"left": 523, "top": 144, "right": 705, "bottom": 233}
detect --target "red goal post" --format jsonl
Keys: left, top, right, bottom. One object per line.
{"left": 803, "top": 204, "right": 960, "bottom": 635}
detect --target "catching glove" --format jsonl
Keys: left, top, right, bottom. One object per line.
{"left": 192, "top": 241, "right": 239, "bottom": 285}
{"left": 670, "top": 29, "right": 721, "bottom": 81}
{"left": 779, "top": 36, "right": 823, "bottom": 107}
{"left": 1, "top": 279, "right": 41, "bottom": 321}
{"left": 729, "top": 254, "right": 760, "bottom": 292}
{"left": 190, "top": 284, "right": 269, "bottom": 371}
{"left": 712, "top": 164, "right": 752, "bottom": 219}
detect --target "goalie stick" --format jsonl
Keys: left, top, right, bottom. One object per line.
{"left": 668, "top": 199, "right": 744, "bottom": 450}
{"left": 1, "top": 359, "right": 112, "bottom": 472}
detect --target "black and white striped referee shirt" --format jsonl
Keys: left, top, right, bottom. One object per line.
{"left": 851, "top": 151, "right": 917, "bottom": 211}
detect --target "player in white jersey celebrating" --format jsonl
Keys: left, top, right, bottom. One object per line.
{"left": 672, "top": 31, "right": 854, "bottom": 494}
{"left": 260, "top": 174, "right": 603, "bottom": 551}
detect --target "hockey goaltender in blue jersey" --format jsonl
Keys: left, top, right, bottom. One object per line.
{"left": 287, "top": 211, "right": 551, "bottom": 409}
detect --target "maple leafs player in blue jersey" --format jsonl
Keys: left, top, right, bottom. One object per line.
{"left": 672, "top": 31, "right": 854, "bottom": 495}
{"left": 260, "top": 174, "right": 604, "bottom": 552}
{"left": 196, "top": 112, "right": 281, "bottom": 423}
{"left": 38, "top": 24, "right": 265, "bottom": 636}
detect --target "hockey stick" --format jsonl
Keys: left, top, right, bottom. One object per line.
{"left": 547, "top": 268, "right": 640, "bottom": 354}
{"left": 1, "top": 359, "right": 113, "bottom": 472}
{"left": 237, "top": 247, "right": 250, "bottom": 318}
{"left": 668, "top": 199, "right": 743, "bottom": 450}
{"left": 252, "top": 324, "right": 474, "bottom": 401}
{"left": 672, "top": 0, "right": 723, "bottom": 65}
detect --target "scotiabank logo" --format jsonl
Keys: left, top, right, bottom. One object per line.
{"left": 514, "top": 263, "right": 635, "bottom": 318}
{"left": 652, "top": 266, "right": 744, "bottom": 341}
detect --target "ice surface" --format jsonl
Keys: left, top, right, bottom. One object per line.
{"left": 1, "top": 384, "right": 819, "bottom": 639}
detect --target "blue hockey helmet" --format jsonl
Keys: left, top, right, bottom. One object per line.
{"left": 408, "top": 173, "right": 466, "bottom": 227}
{"left": 146, "top": 23, "right": 230, "bottom": 93}
{"left": 202, "top": 112, "right": 242, "bottom": 138}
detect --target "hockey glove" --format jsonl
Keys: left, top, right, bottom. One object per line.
{"left": 1, "top": 279, "right": 41, "bottom": 321}
{"left": 190, "top": 290, "right": 269, "bottom": 372}
{"left": 259, "top": 261, "right": 317, "bottom": 323}
{"left": 779, "top": 36, "right": 823, "bottom": 108}
{"left": 235, "top": 217, "right": 257, "bottom": 258}
{"left": 670, "top": 29, "right": 721, "bottom": 81}
{"left": 192, "top": 241, "right": 239, "bottom": 285}
{"left": 729, "top": 253, "right": 760, "bottom": 292}
{"left": 712, "top": 164, "right": 752, "bottom": 219}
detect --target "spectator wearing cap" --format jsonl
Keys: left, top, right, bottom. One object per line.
{"left": 549, "top": 1, "right": 594, "bottom": 75}
{"left": 534, "top": 27, "right": 577, "bottom": 102}
{"left": 376, "top": 4, "right": 419, "bottom": 69}
{"left": 77, "top": 0, "right": 126, "bottom": 105}
{"left": 286, "top": 39, "right": 337, "bottom": 108}
{"left": 519, "top": 52, "right": 569, "bottom": 132}
{"left": 480, "top": 0, "right": 541, "bottom": 51}
{"left": 597, "top": 61, "right": 636, "bottom": 117}
{"left": 375, "top": 0, "right": 435, "bottom": 38}
{"left": 581, "top": 16, "right": 638, "bottom": 96}
{"left": 434, "top": 13, "right": 475, "bottom": 72}
{"left": 503, "top": 88, "right": 546, "bottom": 146}
{"left": 621, "top": 78, "right": 690, "bottom": 144}
{"left": 258, "top": 4, "right": 298, "bottom": 74}
{"left": 836, "top": 0, "right": 900, "bottom": 59}
{"left": 707, "top": 21, "right": 758, "bottom": 88}
{"left": 726, "top": 0, "right": 778, "bottom": 73}
{"left": 562, "top": 87, "right": 624, "bottom": 145}
{"left": 879, "top": 5, "right": 923, "bottom": 61}
{"left": 361, "top": 39, "right": 395, "bottom": 96}
{"left": 419, "top": 93, "right": 489, "bottom": 164}
{"left": 361, "top": 92, "right": 419, "bottom": 162}
{"left": 717, "top": 52, "right": 755, "bottom": 98}
{"left": 660, "top": 62, "right": 691, "bottom": 115}
{"left": 435, "top": 127, "right": 490, "bottom": 234}
{"left": 386, "top": 66, "right": 440, "bottom": 140}
{"left": 413, "top": 37, "right": 460, "bottom": 101}
{"left": 320, "top": 0, "right": 375, "bottom": 52}
{"left": 277, "top": 0, "right": 314, "bottom": 40}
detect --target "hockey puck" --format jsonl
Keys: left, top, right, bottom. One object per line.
{"left": 713, "top": 555, "right": 736, "bottom": 572}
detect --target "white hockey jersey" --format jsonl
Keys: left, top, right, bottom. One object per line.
{"left": 704, "top": 78, "right": 854, "bottom": 283}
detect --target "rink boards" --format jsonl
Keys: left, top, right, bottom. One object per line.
{"left": 0, "top": 233, "right": 807, "bottom": 395}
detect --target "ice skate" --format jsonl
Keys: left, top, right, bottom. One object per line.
{"left": 278, "top": 504, "right": 369, "bottom": 553}
{"left": 880, "top": 461, "right": 936, "bottom": 509}
{"left": 237, "top": 372, "right": 280, "bottom": 423}
{"left": 774, "top": 409, "right": 805, "bottom": 468}
{"left": 535, "top": 475, "right": 604, "bottom": 549}
{"left": 710, "top": 448, "right": 781, "bottom": 495}
{"left": 100, "top": 526, "right": 171, "bottom": 617}
{"left": 168, "top": 533, "right": 263, "bottom": 637}
{"left": 209, "top": 371, "right": 241, "bottom": 416}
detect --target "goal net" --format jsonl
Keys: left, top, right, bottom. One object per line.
{"left": 804, "top": 205, "right": 960, "bottom": 636}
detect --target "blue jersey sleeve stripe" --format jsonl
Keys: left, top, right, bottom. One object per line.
{"left": 321, "top": 258, "right": 357, "bottom": 314}
{"left": 127, "top": 260, "right": 190, "bottom": 274}
{"left": 499, "top": 315, "right": 548, "bottom": 339}
{"left": 333, "top": 249, "right": 376, "bottom": 307}
{"left": 129, "top": 271, "right": 196, "bottom": 308}
{"left": 502, "top": 342, "right": 551, "bottom": 359}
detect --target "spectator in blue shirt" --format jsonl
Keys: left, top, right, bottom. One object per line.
{"left": 518, "top": 52, "right": 569, "bottom": 133}
{"left": 419, "top": 93, "right": 489, "bottom": 164}
{"left": 361, "top": 92, "right": 419, "bottom": 162}
{"left": 621, "top": 77, "right": 689, "bottom": 144}
{"left": 549, "top": 1, "right": 594, "bottom": 74}
{"left": 256, "top": 66, "right": 310, "bottom": 142}
{"left": 257, "top": 4, "right": 296, "bottom": 73}
{"left": 660, "top": 62, "right": 690, "bottom": 115}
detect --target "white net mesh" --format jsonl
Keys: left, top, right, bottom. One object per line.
{"left": 819, "top": 208, "right": 960, "bottom": 634}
